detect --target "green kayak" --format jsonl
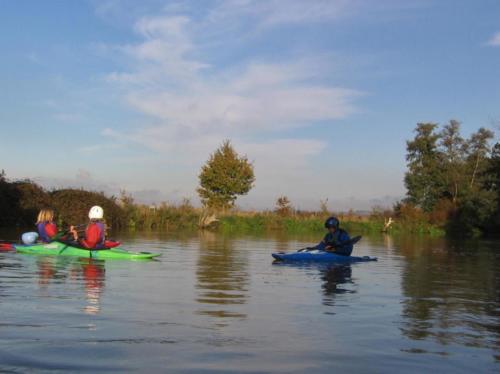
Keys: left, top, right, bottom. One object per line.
{"left": 14, "top": 241, "right": 160, "bottom": 260}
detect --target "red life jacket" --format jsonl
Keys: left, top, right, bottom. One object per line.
{"left": 37, "top": 221, "right": 57, "bottom": 243}
{"left": 81, "top": 222, "right": 106, "bottom": 249}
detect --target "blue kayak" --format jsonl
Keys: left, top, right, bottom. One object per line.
{"left": 272, "top": 250, "right": 377, "bottom": 263}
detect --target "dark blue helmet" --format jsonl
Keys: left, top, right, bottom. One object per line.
{"left": 324, "top": 216, "right": 339, "bottom": 229}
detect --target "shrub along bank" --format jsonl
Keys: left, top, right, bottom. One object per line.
{"left": 0, "top": 171, "right": 443, "bottom": 235}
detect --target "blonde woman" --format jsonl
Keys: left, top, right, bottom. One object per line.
{"left": 36, "top": 209, "right": 58, "bottom": 243}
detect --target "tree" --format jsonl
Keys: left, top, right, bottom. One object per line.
{"left": 275, "top": 196, "right": 293, "bottom": 216}
{"left": 488, "top": 143, "right": 500, "bottom": 192}
{"left": 0, "top": 170, "right": 22, "bottom": 227}
{"left": 197, "top": 140, "right": 255, "bottom": 210}
{"left": 404, "top": 123, "right": 445, "bottom": 211}
{"left": 466, "top": 127, "right": 494, "bottom": 190}
{"left": 439, "top": 120, "right": 466, "bottom": 203}
{"left": 480, "top": 142, "right": 500, "bottom": 233}
{"left": 403, "top": 121, "right": 498, "bottom": 235}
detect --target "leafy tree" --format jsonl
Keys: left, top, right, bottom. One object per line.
{"left": 439, "top": 120, "right": 466, "bottom": 203}
{"left": 488, "top": 143, "right": 500, "bottom": 192}
{"left": 404, "top": 123, "right": 445, "bottom": 211}
{"left": 465, "top": 127, "right": 494, "bottom": 190}
{"left": 484, "top": 142, "right": 500, "bottom": 232}
{"left": 404, "top": 121, "right": 498, "bottom": 235}
{"left": 198, "top": 140, "right": 255, "bottom": 210}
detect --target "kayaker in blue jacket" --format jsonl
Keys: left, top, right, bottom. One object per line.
{"left": 315, "top": 217, "right": 352, "bottom": 256}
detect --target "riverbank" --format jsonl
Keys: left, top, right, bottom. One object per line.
{"left": 0, "top": 173, "right": 443, "bottom": 236}
{"left": 216, "top": 212, "right": 444, "bottom": 235}
{"left": 122, "top": 204, "right": 444, "bottom": 236}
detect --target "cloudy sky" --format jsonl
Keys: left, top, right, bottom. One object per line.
{"left": 1, "top": 0, "right": 499, "bottom": 210}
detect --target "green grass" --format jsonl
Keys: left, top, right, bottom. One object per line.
{"left": 118, "top": 202, "right": 446, "bottom": 236}
{"left": 216, "top": 214, "right": 444, "bottom": 235}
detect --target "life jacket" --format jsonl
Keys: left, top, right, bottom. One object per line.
{"left": 95, "top": 222, "right": 106, "bottom": 246}
{"left": 37, "top": 221, "right": 53, "bottom": 243}
{"left": 317, "top": 228, "right": 351, "bottom": 254}
{"left": 324, "top": 228, "right": 349, "bottom": 246}
{"left": 332, "top": 229, "right": 352, "bottom": 256}
{"left": 83, "top": 222, "right": 106, "bottom": 249}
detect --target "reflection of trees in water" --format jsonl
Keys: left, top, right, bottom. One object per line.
{"left": 398, "top": 236, "right": 500, "bottom": 352}
{"left": 320, "top": 264, "right": 355, "bottom": 307}
{"left": 195, "top": 231, "right": 249, "bottom": 323}
{"left": 36, "top": 257, "right": 105, "bottom": 315}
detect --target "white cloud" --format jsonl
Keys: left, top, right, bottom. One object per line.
{"left": 104, "top": 9, "right": 361, "bottom": 145}
{"left": 486, "top": 32, "right": 500, "bottom": 47}
{"left": 96, "top": 1, "right": 365, "bottom": 207}
{"left": 208, "top": 0, "right": 351, "bottom": 29}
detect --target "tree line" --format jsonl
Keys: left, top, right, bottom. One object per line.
{"left": 0, "top": 140, "right": 253, "bottom": 229}
{"left": 401, "top": 120, "right": 499, "bottom": 235}
{"left": 0, "top": 171, "right": 126, "bottom": 228}
{"left": 2, "top": 128, "right": 499, "bottom": 237}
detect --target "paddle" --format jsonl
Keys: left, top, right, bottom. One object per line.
{"left": 298, "top": 235, "right": 362, "bottom": 252}
{"left": 52, "top": 230, "right": 69, "bottom": 241}
{"left": 51, "top": 224, "right": 87, "bottom": 241}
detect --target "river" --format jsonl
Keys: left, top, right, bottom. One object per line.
{"left": 0, "top": 229, "right": 498, "bottom": 372}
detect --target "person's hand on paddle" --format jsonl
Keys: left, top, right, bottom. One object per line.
{"left": 324, "top": 245, "right": 336, "bottom": 252}
{"left": 69, "top": 226, "right": 79, "bottom": 241}
{"left": 298, "top": 246, "right": 316, "bottom": 252}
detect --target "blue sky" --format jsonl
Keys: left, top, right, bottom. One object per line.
{"left": 1, "top": 0, "right": 499, "bottom": 210}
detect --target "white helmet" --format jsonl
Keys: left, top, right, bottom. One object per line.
{"left": 88, "top": 205, "right": 104, "bottom": 220}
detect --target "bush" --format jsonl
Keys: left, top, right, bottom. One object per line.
{"left": 51, "top": 189, "right": 125, "bottom": 228}
{"left": 14, "top": 180, "right": 53, "bottom": 225}
{"left": 429, "top": 198, "right": 457, "bottom": 225}
{"left": 447, "top": 191, "right": 497, "bottom": 236}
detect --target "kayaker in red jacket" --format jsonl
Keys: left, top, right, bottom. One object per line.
{"left": 36, "top": 209, "right": 58, "bottom": 243}
{"left": 70, "top": 206, "right": 107, "bottom": 249}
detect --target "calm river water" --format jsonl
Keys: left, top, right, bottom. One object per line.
{"left": 0, "top": 229, "right": 499, "bottom": 372}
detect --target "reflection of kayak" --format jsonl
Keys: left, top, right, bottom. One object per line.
{"left": 14, "top": 241, "right": 160, "bottom": 260}
{"left": 272, "top": 250, "right": 377, "bottom": 263}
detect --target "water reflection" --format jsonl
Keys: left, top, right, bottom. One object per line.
{"left": 195, "top": 231, "right": 249, "bottom": 324}
{"left": 273, "top": 261, "right": 356, "bottom": 309}
{"left": 397, "top": 236, "right": 500, "bottom": 355}
{"left": 77, "top": 259, "right": 105, "bottom": 315}
{"left": 35, "top": 257, "right": 105, "bottom": 315}
{"left": 320, "top": 264, "right": 354, "bottom": 306}
{"left": 36, "top": 257, "right": 68, "bottom": 287}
